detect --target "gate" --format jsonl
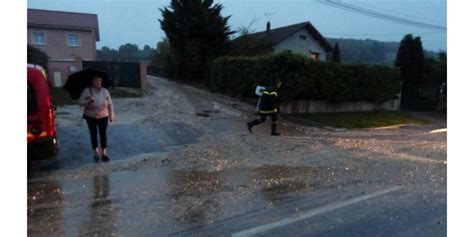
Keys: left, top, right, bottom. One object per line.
{"left": 82, "top": 61, "right": 141, "bottom": 88}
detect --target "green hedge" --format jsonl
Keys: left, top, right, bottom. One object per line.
{"left": 210, "top": 52, "right": 400, "bottom": 103}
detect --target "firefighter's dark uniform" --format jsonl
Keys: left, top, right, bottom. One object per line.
{"left": 247, "top": 86, "right": 280, "bottom": 136}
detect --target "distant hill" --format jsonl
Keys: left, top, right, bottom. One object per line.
{"left": 326, "top": 38, "right": 439, "bottom": 65}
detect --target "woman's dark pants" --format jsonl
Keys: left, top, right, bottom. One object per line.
{"left": 85, "top": 116, "right": 109, "bottom": 150}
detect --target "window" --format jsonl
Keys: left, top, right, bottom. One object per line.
{"left": 310, "top": 52, "right": 320, "bottom": 61}
{"left": 67, "top": 34, "right": 80, "bottom": 47}
{"left": 32, "top": 32, "right": 45, "bottom": 45}
{"left": 299, "top": 35, "right": 307, "bottom": 40}
{"left": 69, "top": 65, "right": 77, "bottom": 73}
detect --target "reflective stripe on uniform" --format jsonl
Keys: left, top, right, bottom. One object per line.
{"left": 263, "top": 91, "right": 278, "bottom": 96}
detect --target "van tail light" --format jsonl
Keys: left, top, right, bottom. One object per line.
{"left": 27, "top": 96, "right": 55, "bottom": 143}
{"left": 27, "top": 133, "right": 34, "bottom": 143}
{"left": 45, "top": 96, "right": 55, "bottom": 137}
{"left": 27, "top": 131, "right": 47, "bottom": 143}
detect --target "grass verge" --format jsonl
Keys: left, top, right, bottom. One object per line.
{"left": 284, "top": 110, "right": 431, "bottom": 129}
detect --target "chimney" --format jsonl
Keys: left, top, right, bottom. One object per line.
{"left": 266, "top": 21, "right": 271, "bottom": 31}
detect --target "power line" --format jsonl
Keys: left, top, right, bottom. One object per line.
{"left": 319, "top": 0, "right": 447, "bottom": 30}
{"left": 320, "top": 0, "right": 446, "bottom": 30}
{"left": 315, "top": 0, "right": 447, "bottom": 31}
{"left": 353, "top": 1, "right": 441, "bottom": 24}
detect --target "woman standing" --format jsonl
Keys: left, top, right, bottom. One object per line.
{"left": 79, "top": 75, "right": 115, "bottom": 161}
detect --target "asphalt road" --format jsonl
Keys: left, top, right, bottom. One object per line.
{"left": 28, "top": 76, "right": 446, "bottom": 236}
{"left": 36, "top": 122, "right": 203, "bottom": 171}
{"left": 29, "top": 129, "right": 446, "bottom": 237}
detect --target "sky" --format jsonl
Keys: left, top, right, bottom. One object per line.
{"left": 26, "top": 0, "right": 447, "bottom": 51}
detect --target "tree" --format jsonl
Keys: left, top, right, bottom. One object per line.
{"left": 98, "top": 44, "right": 157, "bottom": 62}
{"left": 136, "top": 45, "right": 156, "bottom": 62}
{"left": 27, "top": 45, "right": 49, "bottom": 72}
{"left": 118, "top": 43, "right": 140, "bottom": 62}
{"left": 235, "top": 17, "right": 259, "bottom": 38}
{"left": 98, "top": 46, "right": 120, "bottom": 61}
{"left": 395, "top": 34, "right": 424, "bottom": 109}
{"left": 438, "top": 51, "right": 447, "bottom": 63}
{"left": 332, "top": 42, "right": 341, "bottom": 63}
{"left": 429, "top": 51, "right": 447, "bottom": 110}
{"left": 159, "top": 0, "right": 235, "bottom": 82}
{"left": 369, "top": 41, "right": 386, "bottom": 62}
{"left": 150, "top": 38, "right": 176, "bottom": 77}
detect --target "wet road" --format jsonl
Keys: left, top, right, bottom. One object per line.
{"left": 28, "top": 76, "right": 446, "bottom": 236}
{"left": 29, "top": 124, "right": 446, "bottom": 236}
{"left": 28, "top": 162, "right": 446, "bottom": 236}
{"left": 37, "top": 122, "right": 203, "bottom": 171}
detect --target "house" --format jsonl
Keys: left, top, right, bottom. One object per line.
{"left": 27, "top": 9, "right": 100, "bottom": 87}
{"left": 232, "top": 21, "right": 333, "bottom": 61}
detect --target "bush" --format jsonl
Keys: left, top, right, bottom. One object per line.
{"left": 27, "top": 45, "right": 49, "bottom": 73}
{"left": 210, "top": 52, "right": 399, "bottom": 103}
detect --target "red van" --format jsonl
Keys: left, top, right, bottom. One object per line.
{"left": 27, "top": 64, "right": 59, "bottom": 163}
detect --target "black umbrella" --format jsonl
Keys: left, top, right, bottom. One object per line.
{"left": 63, "top": 68, "right": 113, "bottom": 99}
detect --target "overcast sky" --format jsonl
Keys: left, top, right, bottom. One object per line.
{"left": 27, "top": 0, "right": 447, "bottom": 52}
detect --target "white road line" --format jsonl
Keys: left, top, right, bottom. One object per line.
{"left": 231, "top": 186, "right": 403, "bottom": 237}
{"left": 429, "top": 128, "right": 447, "bottom": 133}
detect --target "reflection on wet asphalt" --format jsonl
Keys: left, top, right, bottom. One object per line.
{"left": 27, "top": 161, "right": 446, "bottom": 236}
{"left": 28, "top": 167, "right": 314, "bottom": 235}
{"left": 79, "top": 175, "right": 116, "bottom": 236}
{"left": 27, "top": 165, "right": 326, "bottom": 236}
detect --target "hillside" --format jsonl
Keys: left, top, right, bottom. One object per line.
{"left": 326, "top": 38, "right": 439, "bottom": 65}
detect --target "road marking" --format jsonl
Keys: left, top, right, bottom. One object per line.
{"left": 231, "top": 186, "right": 403, "bottom": 237}
{"left": 430, "top": 128, "right": 447, "bottom": 133}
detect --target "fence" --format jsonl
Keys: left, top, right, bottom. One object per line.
{"left": 82, "top": 61, "right": 147, "bottom": 91}
{"left": 279, "top": 99, "right": 399, "bottom": 114}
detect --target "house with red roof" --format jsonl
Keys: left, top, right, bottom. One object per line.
{"left": 27, "top": 9, "right": 100, "bottom": 87}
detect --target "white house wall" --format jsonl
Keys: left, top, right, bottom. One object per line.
{"left": 274, "top": 28, "right": 328, "bottom": 61}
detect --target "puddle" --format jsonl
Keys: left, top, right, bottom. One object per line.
{"left": 196, "top": 112, "right": 210, "bottom": 117}
{"left": 203, "top": 110, "right": 220, "bottom": 114}
{"left": 196, "top": 110, "right": 221, "bottom": 118}
{"left": 28, "top": 165, "right": 332, "bottom": 235}
{"left": 34, "top": 122, "right": 203, "bottom": 172}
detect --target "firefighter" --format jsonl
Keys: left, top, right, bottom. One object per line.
{"left": 247, "top": 80, "right": 282, "bottom": 136}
